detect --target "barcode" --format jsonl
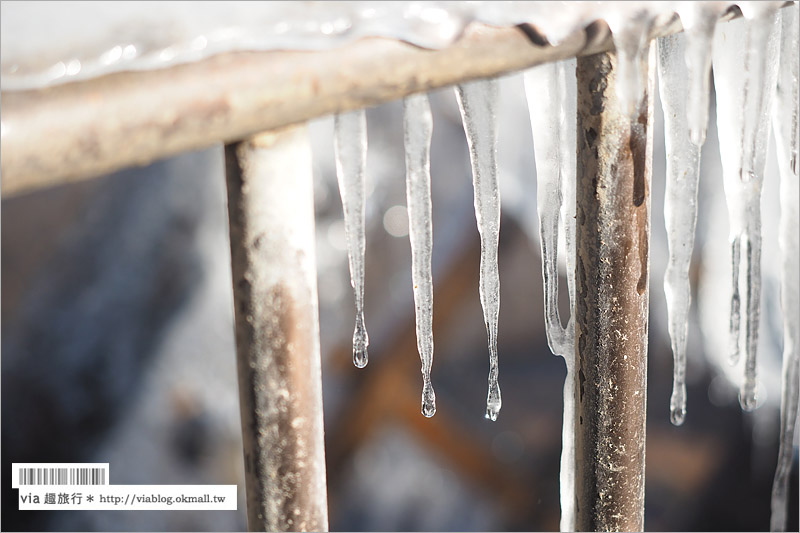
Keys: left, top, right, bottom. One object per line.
{"left": 18, "top": 467, "right": 106, "bottom": 486}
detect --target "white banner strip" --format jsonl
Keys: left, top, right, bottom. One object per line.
{"left": 18, "top": 485, "right": 238, "bottom": 510}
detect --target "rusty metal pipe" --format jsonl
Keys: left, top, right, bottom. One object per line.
{"left": 574, "top": 45, "right": 654, "bottom": 532}
{"left": 225, "top": 124, "right": 328, "bottom": 532}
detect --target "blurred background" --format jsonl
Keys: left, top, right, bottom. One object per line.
{"left": 2, "top": 57, "right": 798, "bottom": 532}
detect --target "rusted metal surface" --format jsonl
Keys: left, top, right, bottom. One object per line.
{"left": 574, "top": 45, "right": 654, "bottom": 532}
{"left": 225, "top": 125, "right": 328, "bottom": 532}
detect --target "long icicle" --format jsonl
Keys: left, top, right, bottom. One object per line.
{"left": 334, "top": 110, "right": 370, "bottom": 368}
{"left": 770, "top": 4, "right": 800, "bottom": 531}
{"left": 524, "top": 58, "right": 577, "bottom": 532}
{"left": 656, "top": 33, "right": 704, "bottom": 426}
{"left": 524, "top": 62, "right": 569, "bottom": 356}
{"left": 455, "top": 79, "right": 502, "bottom": 421}
{"left": 712, "top": 10, "right": 781, "bottom": 410}
{"left": 403, "top": 93, "right": 437, "bottom": 418}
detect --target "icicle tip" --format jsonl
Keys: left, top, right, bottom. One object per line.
{"left": 739, "top": 389, "right": 758, "bottom": 412}
{"left": 485, "top": 384, "right": 501, "bottom": 422}
{"left": 422, "top": 380, "right": 436, "bottom": 418}
{"left": 669, "top": 405, "right": 686, "bottom": 426}
{"left": 353, "top": 347, "right": 368, "bottom": 368}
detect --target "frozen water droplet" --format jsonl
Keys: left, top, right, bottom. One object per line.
{"left": 669, "top": 389, "right": 687, "bottom": 426}
{"left": 353, "top": 347, "right": 368, "bottom": 368}
{"left": 670, "top": 405, "right": 686, "bottom": 427}
{"left": 740, "top": 387, "right": 758, "bottom": 412}
{"left": 485, "top": 381, "right": 501, "bottom": 422}
{"left": 352, "top": 313, "right": 369, "bottom": 368}
{"left": 422, "top": 378, "right": 436, "bottom": 418}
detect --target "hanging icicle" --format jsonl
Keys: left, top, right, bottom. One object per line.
{"left": 656, "top": 33, "right": 704, "bottom": 426}
{"left": 455, "top": 79, "right": 502, "bottom": 422}
{"left": 524, "top": 58, "right": 578, "bottom": 531}
{"left": 524, "top": 61, "right": 574, "bottom": 358}
{"left": 712, "top": 8, "right": 781, "bottom": 410}
{"left": 334, "top": 110, "right": 370, "bottom": 369}
{"left": 403, "top": 93, "right": 437, "bottom": 418}
{"left": 675, "top": 2, "right": 725, "bottom": 146}
{"left": 770, "top": 4, "right": 800, "bottom": 532}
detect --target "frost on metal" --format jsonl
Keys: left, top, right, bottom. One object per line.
{"left": 0, "top": 1, "right": 792, "bottom": 91}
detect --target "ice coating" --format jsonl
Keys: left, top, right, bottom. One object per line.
{"left": 608, "top": 15, "right": 652, "bottom": 117}
{"left": 770, "top": 4, "right": 799, "bottom": 531}
{"left": 602, "top": 2, "right": 683, "bottom": 117}
{"left": 455, "top": 79, "right": 502, "bottom": 422}
{"left": 712, "top": 10, "right": 781, "bottom": 410}
{"left": 334, "top": 110, "right": 370, "bottom": 368}
{"left": 403, "top": 93, "right": 437, "bottom": 418}
{"left": 523, "top": 58, "right": 577, "bottom": 531}
{"left": 656, "top": 33, "right": 703, "bottom": 426}
{"left": 2, "top": 2, "right": 789, "bottom": 92}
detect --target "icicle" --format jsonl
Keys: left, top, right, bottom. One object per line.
{"left": 455, "top": 79, "right": 502, "bottom": 422}
{"left": 524, "top": 58, "right": 577, "bottom": 532}
{"left": 675, "top": 2, "right": 723, "bottom": 146}
{"left": 524, "top": 61, "right": 572, "bottom": 357}
{"left": 334, "top": 110, "right": 370, "bottom": 368}
{"left": 403, "top": 93, "right": 437, "bottom": 418}
{"left": 608, "top": 14, "right": 652, "bottom": 117}
{"left": 712, "top": 10, "right": 781, "bottom": 410}
{"left": 770, "top": 4, "right": 799, "bottom": 531}
{"left": 656, "top": 33, "right": 703, "bottom": 426}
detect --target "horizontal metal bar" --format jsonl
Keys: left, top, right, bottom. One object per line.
{"left": 0, "top": 4, "right": 772, "bottom": 196}
{"left": 0, "top": 20, "right": 630, "bottom": 196}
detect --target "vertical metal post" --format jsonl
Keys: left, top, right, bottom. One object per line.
{"left": 574, "top": 45, "right": 654, "bottom": 532}
{"left": 225, "top": 125, "right": 329, "bottom": 532}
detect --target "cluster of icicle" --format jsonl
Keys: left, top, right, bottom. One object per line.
{"left": 332, "top": 3, "right": 798, "bottom": 531}
{"left": 658, "top": 5, "right": 798, "bottom": 532}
